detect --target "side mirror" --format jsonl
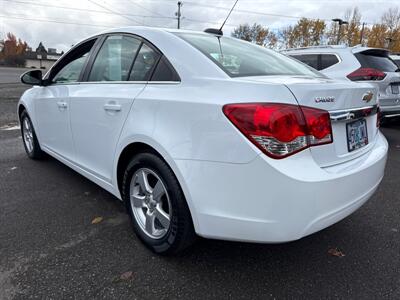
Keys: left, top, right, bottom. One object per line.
{"left": 20, "top": 70, "right": 43, "bottom": 86}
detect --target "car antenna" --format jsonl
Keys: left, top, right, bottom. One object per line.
{"left": 219, "top": 0, "right": 239, "bottom": 33}
{"left": 204, "top": 0, "right": 239, "bottom": 36}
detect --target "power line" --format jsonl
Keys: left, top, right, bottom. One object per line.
{"left": 125, "top": 0, "right": 169, "bottom": 18}
{"left": 1, "top": 0, "right": 175, "bottom": 20}
{"left": 0, "top": 14, "right": 122, "bottom": 28}
{"left": 1, "top": 0, "right": 375, "bottom": 30}
{"left": 87, "top": 0, "right": 143, "bottom": 25}
{"left": 184, "top": 1, "right": 329, "bottom": 21}
{"left": 137, "top": 0, "right": 320, "bottom": 20}
{"left": 1, "top": 0, "right": 242, "bottom": 28}
{"left": 144, "top": 0, "right": 375, "bottom": 24}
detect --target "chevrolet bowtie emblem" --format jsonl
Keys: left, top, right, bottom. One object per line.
{"left": 362, "top": 91, "right": 374, "bottom": 103}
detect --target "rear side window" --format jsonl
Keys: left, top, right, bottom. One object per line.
{"left": 290, "top": 54, "right": 339, "bottom": 71}
{"left": 355, "top": 51, "right": 399, "bottom": 72}
{"left": 129, "top": 44, "right": 160, "bottom": 81}
{"left": 320, "top": 54, "right": 339, "bottom": 70}
{"left": 88, "top": 35, "right": 141, "bottom": 81}
{"left": 150, "top": 56, "right": 180, "bottom": 81}
{"left": 291, "top": 54, "right": 319, "bottom": 70}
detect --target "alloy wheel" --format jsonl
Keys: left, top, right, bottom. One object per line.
{"left": 130, "top": 168, "right": 172, "bottom": 239}
{"left": 22, "top": 118, "right": 34, "bottom": 153}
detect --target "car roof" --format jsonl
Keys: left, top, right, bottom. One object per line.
{"left": 96, "top": 26, "right": 212, "bottom": 38}
{"left": 72, "top": 26, "right": 229, "bottom": 81}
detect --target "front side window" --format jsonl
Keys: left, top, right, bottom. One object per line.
{"left": 88, "top": 35, "right": 141, "bottom": 81}
{"left": 51, "top": 39, "right": 96, "bottom": 84}
{"left": 175, "top": 33, "right": 322, "bottom": 78}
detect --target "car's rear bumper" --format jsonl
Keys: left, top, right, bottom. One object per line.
{"left": 176, "top": 131, "right": 388, "bottom": 243}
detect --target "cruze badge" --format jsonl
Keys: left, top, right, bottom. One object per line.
{"left": 315, "top": 96, "right": 335, "bottom": 103}
{"left": 362, "top": 91, "right": 374, "bottom": 103}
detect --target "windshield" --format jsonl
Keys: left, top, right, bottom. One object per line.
{"left": 175, "top": 32, "right": 322, "bottom": 78}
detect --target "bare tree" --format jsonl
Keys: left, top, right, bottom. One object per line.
{"left": 381, "top": 7, "right": 400, "bottom": 50}
{"left": 232, "top": 23, "right": 278, "bottom": 48}
{"left": 343, "top": 7, "right": 362, "bottom": 46}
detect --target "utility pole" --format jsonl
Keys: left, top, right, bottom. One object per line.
{"left": 176, "top": 1, "right": 182, "bottom": 29}
{"left": 359, "top": 22, "right": 365, "bottom": 45}
{"left": 332, "top": 18, "right": 349, "bottom": 45}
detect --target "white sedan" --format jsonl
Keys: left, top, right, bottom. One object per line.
{"left": 18, "top": 27, "right": 388, "bottom": 254}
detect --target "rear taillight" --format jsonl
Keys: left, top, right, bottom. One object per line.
{"left": 347, "top": 68, "right": 386, "bottom": 81}
{"left": 223, "top": 103, "right": 332, "bottom": 159}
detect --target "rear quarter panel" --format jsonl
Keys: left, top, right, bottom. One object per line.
{"left": 116, "top": 78, "right": 298, "bottom": 164}
{"left": 114, "top": 78, "right": 298, "bottom": 229}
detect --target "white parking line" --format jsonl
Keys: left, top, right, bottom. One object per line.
{"left": 0, "top": 125, "right": 20, "bottom": 131}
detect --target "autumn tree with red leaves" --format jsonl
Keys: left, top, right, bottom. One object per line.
{"left": 0, "top": 33, "right": 29, "bottom": 67}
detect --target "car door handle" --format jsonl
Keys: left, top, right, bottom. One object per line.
{"left": 57, "top": 101, "right": 68, "bottom": 109}
{"left": 104, "top": 103, "right": 121, "bottom": 112}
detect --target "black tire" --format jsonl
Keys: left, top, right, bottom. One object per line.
{"left": 122, "top": 152, "right": 196, "bottom": 255}
{"left": 20, "top": 110, "right": 45, "bottom": 159}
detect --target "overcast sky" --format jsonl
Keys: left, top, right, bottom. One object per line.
{"left": 0, "top": 0, "right": 399, "bottom": 52}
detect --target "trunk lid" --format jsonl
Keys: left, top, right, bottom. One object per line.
{"left": 236, "top": 75, "right": 379, "bottom": 167}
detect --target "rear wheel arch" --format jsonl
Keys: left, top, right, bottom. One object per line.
{"left": 116, "top": 142, "right": 159, "bottom": 194}
{"left": 116, "top": 141, "right": 199, "bottom": 237}
{"left": 18, "top": 104, "right": 27, "bottom": 120}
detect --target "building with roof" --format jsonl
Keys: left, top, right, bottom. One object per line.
{"left": 25, "top": 42, "right": 63, "bottom": 70}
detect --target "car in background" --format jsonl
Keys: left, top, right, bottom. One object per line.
{"left": 390, "top": 53, "right": 400, "bottom": 68}
{"left": 18, "top": 28, "right": 388, "bottom": 254}
{"left": 283, "top": 45, "right": 400, "bottom": 120}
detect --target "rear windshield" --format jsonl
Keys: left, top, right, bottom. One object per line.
{"left": 392, "top": 58, "right": 400, "bottom": 68}
{"left": 175, "top": 32, "right": 322, "bottom": 78}
{"left": 355, "top": 51, "right": 399, "bottom": 72}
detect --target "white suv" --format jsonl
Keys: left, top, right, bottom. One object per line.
{"left": 283, "top": 45, "right": 400, "bottom": 119}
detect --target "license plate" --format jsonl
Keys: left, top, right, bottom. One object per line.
{"left": 346, "top": 119, "right": 368, "bottom": 152}
{"left": 392, "top": 83, "right": 400, "bottom": 94}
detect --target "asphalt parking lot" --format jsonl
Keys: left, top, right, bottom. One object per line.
{"left": 0, "top": 67, "right": 399, "bottom": 299}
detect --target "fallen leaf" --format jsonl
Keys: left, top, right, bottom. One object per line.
{"left": 112, "top": 271, "right": 134, "bottom": 283}
{"left": 120, "top": 271, "right": 134, "bottom": 281}
{"left": 91, "top": 216, "right": 103, "bottom": 224}
{"left": 328, "top": 247, "right": 345, "bottom": 257}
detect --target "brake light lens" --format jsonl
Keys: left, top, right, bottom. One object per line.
{"left": 347, "top": 68, "right": 386, "bottom": 81}
{"left": 223, "top": 103, "right": 332, "bottom": 159}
